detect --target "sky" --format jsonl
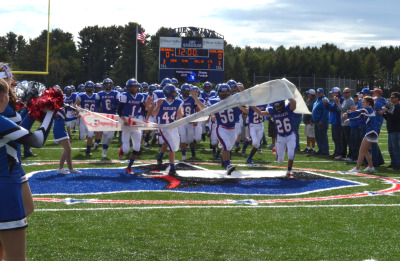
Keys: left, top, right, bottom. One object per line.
{"left": 2, "top": 0, "right": 400, "bottom": 50}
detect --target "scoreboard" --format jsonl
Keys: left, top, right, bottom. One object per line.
{"left": 159, "top": 37, "right": 224, "bottom": 83}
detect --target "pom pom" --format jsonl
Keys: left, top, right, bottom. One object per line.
{"left": 14, "top": 81, "right": 47, "bottom": 104}
{"left": 15, "top": 101, "right": 26, "bottom": 112}
{"left": 27, "top": 88, "right": 64, "bottom": 122}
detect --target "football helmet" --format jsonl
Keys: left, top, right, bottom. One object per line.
{"left": 160, "top": 78, "right": 172, "bottom": 88}
{"left": 103, "top": 78, "right": 113, "bottom": 91}
{"left": 217, "top": 84, "right": 231, "bottom": 100}
{"left": 163, "top": 84, "right": 177, "bottom": 99}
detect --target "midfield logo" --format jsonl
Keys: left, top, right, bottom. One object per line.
{"left": 28, "top": 163, "right": 363, "bottom": 196}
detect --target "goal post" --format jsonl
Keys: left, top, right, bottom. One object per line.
{"left": 13, "top": 0, "right": 50, "bottom": 75}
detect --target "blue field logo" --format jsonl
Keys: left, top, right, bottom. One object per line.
{"left": 28, "top": 163, "right": 364, "bottom": 196}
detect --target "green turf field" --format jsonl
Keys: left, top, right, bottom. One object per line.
{"left": 23, "top": 123, "right": 400, "bottom": 260}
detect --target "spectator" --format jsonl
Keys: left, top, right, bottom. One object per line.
{"left": 293, "top": 112, "right": 302, "bottom": 151}
{"left": 323, "top": 87, "right": 344, "bottom": 158}
{"left": 379, "top": 92, "right": 400, "bottom": 170}
{"left": 312, "top": 88, "right": 329, "bottom": 155}
{"left": 370, "top": 88, "right": 386, "bottom": 167}
{"left": 335, "top": 87, "right": 355, "bottom": 160}
{"left": 302, "top": 89, "right": 317, "bottom": 154}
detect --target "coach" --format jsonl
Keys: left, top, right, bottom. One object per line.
{"left": 312, "top": 88, "right": 329, "bottom": 155}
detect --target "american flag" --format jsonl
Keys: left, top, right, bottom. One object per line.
{"left": 137, "top": 28, "right": 146, "bottom": 44}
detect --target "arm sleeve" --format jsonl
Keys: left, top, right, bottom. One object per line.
{"left": 2, "top": 111, "right": 54, "bottom": 148}
{"left": 117, "top": 102, "right": 125, "bottom": 117}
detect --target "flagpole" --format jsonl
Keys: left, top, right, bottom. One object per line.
{"left": 135, "top": 25, "right": 138, "bottom": 80}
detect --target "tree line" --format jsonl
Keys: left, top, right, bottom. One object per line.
{"left": 1, "top": 22, "right": 400, "bottom": 92}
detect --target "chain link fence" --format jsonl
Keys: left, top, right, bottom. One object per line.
{"left": 253, "top": 75, "right": 358, "bottom": 97}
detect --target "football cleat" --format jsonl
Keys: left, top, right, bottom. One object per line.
{"left": 118, "top": 146, "right": 124, "bottom": 159}
{"left": 102, "top": 150, "right": 107, "bottom": 158}
{"left": 247, "top": 158, "right": 254, "bottom": 164}
{"left": 168, "top": 168, "right": 177, "bottom": 176}
{"left": 126, "top": 167, "right": 133, "bottom": 175}
{"left": 226, "top": 165, "right": 236, "bottom": 176}
{"left": 286, "top": 171, "right": 294, "bottom": 179}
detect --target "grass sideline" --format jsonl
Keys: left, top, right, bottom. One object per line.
{"left": 24, "top": 123, "right": 400, "bottom": 260}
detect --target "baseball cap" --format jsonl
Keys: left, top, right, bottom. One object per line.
{"left": 305, "top": 89, "right": 316, "bottom": 95}
{"left": 316, "top": 88, "right": 324, "bottom": 93}
{"left": 371, "top": 88, "right": 383, "bottom": 96}
{"left": 360, "top": 88, "right": 371, "bottom": 95}
{"left": 329, "top": 87, "right": 341, "bottom": 93}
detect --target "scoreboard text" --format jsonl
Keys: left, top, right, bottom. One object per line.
{"left": 159, "top": 37, "right": 224, "bottom": 82}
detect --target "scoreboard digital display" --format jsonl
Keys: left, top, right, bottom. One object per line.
{"left": 159, "top": 37, "right": 224, "bottom": 82}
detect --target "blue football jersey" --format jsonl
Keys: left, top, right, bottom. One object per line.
{"left": 64, "top": 93, "right": 77, "bottom": 112}
{"left": 267, "top": 104, "right": 295, "bottom": 137}
{"left": 200, "top": 91, "right": 216, "bottom": 105}
{"left": 119, "top": 92, "right": 145, "bottom": 118}
{"left": 248, "top": 105, "right": 267, "bottom": 124}
{"left": 180, "top": 96, "right": 197, "bottom": 117}
{"left": 96, "top": 90, "right": 120, "bottom": 114}
{"left": 156, "top": 99, "right": 183, "bottom": 124}
{"left": 209, "top": 98, "right": 240, "bottom": 128}
{"left": 78, "top": 93, "right": 97, "bottom": 112}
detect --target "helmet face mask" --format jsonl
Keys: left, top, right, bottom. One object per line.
{"left": 64, "top": 86, "right": 72, "bottom": 96}
{"left": 126, "top": 78, "right": 140, "bottom": 94}
{"left": 163, "top": 84, "right": 177, "bottom": 100}
{"left": 273, "top": 100, "right": 285, "bottom": 112}
{"left": 85, "top": 81, "right": 95, "bottom": 94}
{"left": 181, "top": 84, "right": 191, "bottom": 98}
{"left": 103, "top": 78, "right": 113, "bottom": 91}
{"left": 203, "top": 81, "right": 212, "bottom": 93}
{"left": 218, "top": 84, "right": 231, "bottom": 100}
{"left": 129, "top": 85, "right": 139, "bottom": 94}
{"left": 226, "top": 79, "right": 237, "bottom": 94}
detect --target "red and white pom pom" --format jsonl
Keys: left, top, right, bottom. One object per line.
{"left": 27, "top": 88, "right": 64, "bottom": 122}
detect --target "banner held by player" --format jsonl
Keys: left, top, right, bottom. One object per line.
{"left": 79, "top": 78, "right": 310, "bottom": 132}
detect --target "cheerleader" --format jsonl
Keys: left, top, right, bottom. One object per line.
{"left": 345, "top": 96, "right": 378, "bottom": 173}
{"left": 54, "top": 93, "right": 81, "bottom": 174}
{"left": 0, "top": 77, "right": 54, "bottom": 261}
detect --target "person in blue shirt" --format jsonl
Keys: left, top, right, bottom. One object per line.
{"left": 53, "top": 97, "right": 80, "bottom": 175}
{"left": 242, "top": 104, "right": 267, "bottom": 163}
{"left": 117, "top": 79, "right": 146, "bottom": 174}
{"left": 190, "top": 86, "right": 206, "bottom": 145}
{"left": 63, "top": 86, "right": 78, "bottom": 140}
{"left": 178, "top": 84, "right": 199, "bottom": 160}
{"left": 253, "top": 98, "right": 297, "bottom": 178}
{"left": 0, "top": 75, "right": 54, "bottom": 261}
{"left": 312, "top": 88, "right": 329, "bottom": 155}
{"left": 323, "top": 87, "right": 344, "bottom": 158}
{"left": 75, "top": 81, "right": 97, "bottom": 156}
{"left": 152, "top": 84, "right": 183, "bottom": 176}
{"left": 209, "top": 84, "right": 248, "bottom": 175}
{"left": 370, "top": 88, "right": 386, "bottom": 167}
{"left": 96, "top": 78, "right": 120, "bottom": 158}
{"left": 345, "top": 96, "right": 379, "bottom": 173}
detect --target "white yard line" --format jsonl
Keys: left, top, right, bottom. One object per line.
{"left": 35, "top": 204, "right": 400, "bottom": 212}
